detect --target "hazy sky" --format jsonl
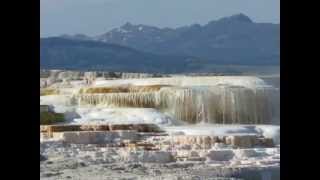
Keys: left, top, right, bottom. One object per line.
{"left": 41, "top": 0, "right": 280, "bottom": 37}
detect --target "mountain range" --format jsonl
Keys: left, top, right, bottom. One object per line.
{"left": 41, "top": 38, "right": 198, "bottom": 73}
{"left": 41, "top": 14, "right": 280, "bottom": 73}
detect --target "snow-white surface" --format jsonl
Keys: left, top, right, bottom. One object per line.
{"left": 40, "top": 95, "right": 75, "bottom": 106}
{"left": 93, "top": 76, "right": 272, "bottom": 89}
{"left": 40, "top": 76, "right": 280, "bottom": 180}
{"left": 70, "top": 107, "right": 182, "bottom": 126}
{"left": 41, "top": 76, "right": 279, "bottom": 144}
{"left": 41, "top": 94, "right": 279, "bottom": 144}
{"left": 255, "top": 125, "right": 280, "bottom": 144}
{"left": 164, "top": 124, "right": 280, "bottom": 145}
{"left": 41, "top": 141, "right": 279, "bottom": 179}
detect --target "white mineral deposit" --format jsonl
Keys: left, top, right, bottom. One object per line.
{"left": 40, "top": 74, "right": 280, "bottom": 180}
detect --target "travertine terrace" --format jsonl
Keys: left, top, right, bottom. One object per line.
{"left": 40, "top": 70, "right": 280, "bottom": 180}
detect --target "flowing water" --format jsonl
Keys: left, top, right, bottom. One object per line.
{"left": 68, "top": 76, "right": 279, "bottom": 125}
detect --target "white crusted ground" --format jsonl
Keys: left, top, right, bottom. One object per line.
{"left": 40, "top": 76, "right": 280, "bottom": 180}
{"left": 164, "top": 124, "right": 280, "bottom": 145}
{"left": 40, "top": 140, "right": 279, "bottom": 180}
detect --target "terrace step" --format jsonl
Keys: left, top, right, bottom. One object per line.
{"left": 40, "top": 123, "right": 164, "bottom": 134}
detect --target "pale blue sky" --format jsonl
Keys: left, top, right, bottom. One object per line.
{"left": 41, "top": 0, "right": 280, "bottom": 37}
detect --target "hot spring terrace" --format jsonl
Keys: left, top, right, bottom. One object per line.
{"left": 40, "top": 123, "right": 278, "bottom": 149}
{"left": 40, "top": 75, "right": 280, "bottom": 179}
{"left": 41, "top": 76, "right": 279, "bottom": 125}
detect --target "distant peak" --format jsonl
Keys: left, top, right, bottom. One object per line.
{"left": 121, "top": 22, "right": 135, "bottom": 29}
{"left": 219, "top": 13, "right": 253, "bottom": 23}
